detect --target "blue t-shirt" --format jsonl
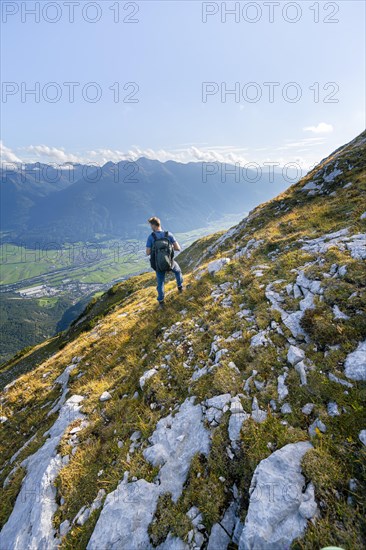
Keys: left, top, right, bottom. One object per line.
{"left": 146, "top": 230, "right": 176, "bottom": 249}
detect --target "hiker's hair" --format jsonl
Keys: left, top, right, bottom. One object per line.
{"left": 148, "top": 216, "right": 161, "bottom": 227}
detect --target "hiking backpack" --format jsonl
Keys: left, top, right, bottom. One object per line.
{"left": 150, "top": 231, "right": 175, "bottom": 272}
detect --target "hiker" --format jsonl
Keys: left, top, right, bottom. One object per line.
{"left": 146, "top": 216, "right": 183, "bottom": 306}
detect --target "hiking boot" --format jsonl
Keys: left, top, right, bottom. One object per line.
{"left": 158, "top": 300, "right": 165, "bottom": 308}
{"left": 178, "top": 286, "right": 183, "bottom": 293}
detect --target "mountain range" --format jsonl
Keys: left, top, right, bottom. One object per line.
{"left": 1, "top": 158, "right": 293, "bottom": 246}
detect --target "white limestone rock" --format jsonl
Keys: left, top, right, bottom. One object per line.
{"left": 327, "top": 402, "right": 340, "bottom": 417}
{"left": 250, "top": 330, "right": 272, "bottom": 348}
{"left": 205, "top": 393, "right": 232, "bottom": 425}
{"left": 70, "top": 426, "right": 82, "bottom": 435}
{"left": 191, "top": 365, "right": 208, "bottom": 382}
{"left": 233, "top": 239, "right": 264, "bottom": 259}
{"left": 265, "top": 284, "right": 307, "bottom": 339}
{"left": 222, "top": 295, "right": 233, "bottom": 307}
{"left": 328, "top": 372, "right": 353, "bottom": 388}
{"left": 59, "top": 519, "right": 70, "bottom": 537}
{"left": 193, "top": 531, "right": 205, "bottom": 547}
{"left": 186, "top": 505, "right": 202, "bottom": 526}
{"left": 293, "top": 284, "right": 303, "bottom": 299}
{"left": 207, "top": 519, "right": 231, "bottom": 549}
{"left": 233, "top": 518, "right": 245, "bottom": 545}
{"left": 48, "top": 364, "right": 79, "bottom": 416}
{"left": 214, "top": 348, "right": 228, "bottom": 363}
{"left": 228, "top": 360, "right": 241, "bottom": 373}
{"left": 344, "top": 340, "right": 366, "bottom": 381}
{"left": 281, "top": 403, "right": 292, "bottom": 414}
{"left": 298, "top": 482, "right": 318, "bottom": 519}
{"left": 87, "top": 478, "right": 160, "bottom": 550}
{"left": 282, "top": 310, "right": 306, "bottom": 340}
{"left": 277, "top": 373, "right": 288, "bottom": 402}
{"left": 324, "top": 167, "right": 342, "bottom": 182}
{"left": 207, "top": 501, "right": 239, "bottom": 550}
{"left": 99, "top": 391, "right": 112, "bottom": 402}
{"left": 301, "top": 403, "right": 314, "bottom": 415}
{"left": 156, "top": 533, "right": 189, "bottom": 550}
{"left": 139, "top": 368, "right": 158, "bottom": 389}
{"left": 130, "top": 430, "right": 141, "bottom": 441}
{"left": 244, "top": 370, "right": 257, "bottom": 394}
{"left": 308, "top": 418, "right": 327, "bottom": 437}
{"left": 228, "top": 398, "right": 250, "bottom": 445}
{"left": 345, "top": 233, "right": 366, "bottom": 260}
{"left": 333, "top": 305, "right": 350, "bottom": 320}
{"left": 301, "top": 229, "right": 366, "bottom": 261}
{"left": 210, "top": 339, "right": 220, "bottom": 357}
{"left": 143, "top": 397, "right": 211, "bottom": 502}
{"left": 207, "top": 258, "right": 231, "bottom": 275}
{"left": 206, "top": 393, "right": 232, "bottom": 410}
{"left": 358, "top": 430, "right": 366, "bottom": 446}
{"left": 296, "top": 271, "right": 323, "bottom": 295}
{"left": 238, "top": 441, "right": 316, "bottom": 550}
{"left": 295, "top": 361, "right": 308, "bottom": 386}
{"left": 299, "top": 292, "right": 316, "bottom": 312}
{"left": 0, "top": 395, "right": 85, "bottom": 550}
{"left": 251, "top": 397, "right": 267, "bottom": 423}
{"left": 205, "top": 409, "right": 223, "bottom": 426}
{"left": 254, "top": 379, "right": 265, "bottom": 391}
{"left": 301, "top": 181, "right": 319, "bottom": 192}
{"left": 88, "top": 397, "right": 210, "bottom": 550}
{"left": 301, "top": 228, "right": 349, "bottom": 255}
{"left": 287, "top": 346, "right": 305, "bottom": 366}
{"left": 230, "top": 396, "right": 244, "bottom": 413}
{"left": 75, "top": 505, "right": 90, "bottom": 526}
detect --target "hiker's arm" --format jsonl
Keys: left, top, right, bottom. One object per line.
{"left": 173, "top": 241, "right": 181, "bottom": 252}
{"left": 146, "top": 247, "right": 151, "bottom": 256}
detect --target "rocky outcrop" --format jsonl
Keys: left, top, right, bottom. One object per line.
{"left": 344, "top": 341, "right": 366, "bottom": 381}
{"left": 239, "top": 442, "right": 317, "bottom": 550}
{"left": 0, "top": 394, "right": 84, "bottom": 550}
{"left": 87, "top": 397, "right": 210, "bottom": 549}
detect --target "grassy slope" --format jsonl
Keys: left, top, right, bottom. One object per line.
{"left": 0, "top": 218, "right": 241, "bottom": 365}
{"left": 0, "top": 132, "right": 365, "bottom": 548}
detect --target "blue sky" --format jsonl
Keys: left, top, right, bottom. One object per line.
{"left": 1, "top": 0, "right": 365, "bottom": 172}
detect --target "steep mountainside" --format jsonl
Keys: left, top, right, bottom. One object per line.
{"left": 0, "top": 292, "right": 94, "bottom": 366}
{"left": 0, "top": 163, "right": 85, "bottom": 233}
{"left": 0, "top": 131, "right": 365, "bottom": 550}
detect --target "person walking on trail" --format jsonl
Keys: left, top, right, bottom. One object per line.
{"left": 146, "top": 216, "right": 184, "bottom": 307}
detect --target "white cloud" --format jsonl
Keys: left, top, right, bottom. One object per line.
{"left": 0, "top": 141, "right": 322, "bottom": 173}
{"left": 24, "top": 145, "right": 80, "bottom": 163}
{"left": 303, "top": 122, "right": 334, "bottom": 134}
{"left": 0, "top": 141, "right": 22, "bottom": 164}
{"left": 84, "top": 145, "right": 252, "bottom": 166}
